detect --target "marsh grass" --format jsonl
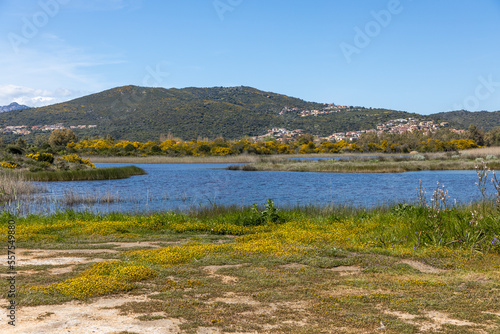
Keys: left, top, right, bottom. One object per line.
{"left": 85, "top": 155, "right": 262, "bottom": 164}
{"left": 229, "top": 154, "right": 500, "bottom": 173}
{"left": 59, "top": 188, "right": 122, "bottom": 206}
{"left": 0, "top": 173, "right": 46, "bottom": 203}
{"left": 19, "top": 165, "right": 146, "bottom": 181}
{"left": 461, "top": 146, "right": 500, "bottom": 156}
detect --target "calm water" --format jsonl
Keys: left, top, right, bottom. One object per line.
{"left": 14, "top": 163, "right": 490, "bottom": 215}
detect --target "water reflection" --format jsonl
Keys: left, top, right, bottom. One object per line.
{"left": 4, "top": 163, "right": 490, "bottom": 215}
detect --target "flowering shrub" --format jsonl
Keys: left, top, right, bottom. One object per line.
{"left": 127, "top": 242, "right": 230, "bottom": 265}
{"left": 26, "top": 152, "right": 54, "bottom": 163}
{"left": 29, "top": 261, "right": 157, "bottom": 299}
{"left": 0, "top": 161, "right": 18, "bottom": 168}
{"left": 59, "top": 154, "right": 96, "bottom": 168}
{"left": 210, "top": 147, "right": 232, "bottom": 156}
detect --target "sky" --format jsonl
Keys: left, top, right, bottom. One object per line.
{"left": 0, "top": 0, "right": 500, "bottom": 115}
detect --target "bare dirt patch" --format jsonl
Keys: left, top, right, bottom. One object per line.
{"left": 463, "top": 273, "right": 493, "bottom": 284}
{"left": 203, "top": 264, "right": 244, "bottom": 284}
{"left": 280, "top": 263, "right": 309, "bottom": 270}
{"left": 87, "top": 241, "right": 167, "bottom": 249}
{"left": 400, "top": 260, "right": 447, "bottom": 274}
{"left": 326, "top": 265, "right": 362, "bottom": 276}
{"left": 4, "top": 248, "right": 116, "bottom": 267}
{"left": 214, "top": 292, "right": 307, "bottom": 320}
{"left": 5, "top": 294, "right": 183, "bottom": 334}
{"left": 213, "top": 292, "right": 261, "bottom": 306}
{"left": 384, "top": 309, "right": 479, "bottom": 332}
{"left": 321, "top": 287, "right": 388, "bottom": 297}
{"left": 17, "top": 256, "right": 108, "bottom": 266}
{"left": 47, "top": 265, "right": 77, "bottom": 275}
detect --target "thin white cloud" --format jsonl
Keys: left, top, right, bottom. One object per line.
{"left": 0, "top": 84, "right": 81, "bottom": 107}
{"left": 0, "top": 31, "right": 127, "bottom": 107}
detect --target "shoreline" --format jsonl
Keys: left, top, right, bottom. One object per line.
{"left": 84, "top": 152, "right": 437, "bottom": 164}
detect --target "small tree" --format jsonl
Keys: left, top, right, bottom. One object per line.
{"left": 467, "top": 124, "right": 484, "bottom": 146}
{"left": 49, "top": 129, "right": 78, "bottom": 148}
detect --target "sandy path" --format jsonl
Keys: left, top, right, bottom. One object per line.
{"left": 1, "top": 295, "right": 183, "bottom": 334}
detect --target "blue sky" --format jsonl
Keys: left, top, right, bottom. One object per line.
{"left": 1, "top": 0, "right": 499, "bottom": 115}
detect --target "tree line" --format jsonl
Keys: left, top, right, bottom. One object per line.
{"left": 1, "top": 124, "right": 498, "bottom": 157}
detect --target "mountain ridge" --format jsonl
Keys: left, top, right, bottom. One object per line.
{"left": 0, "top": 102, "right": 31, "bottom": 113}
{"left": 0, "top": 85, "right": 497, "bottom": 141}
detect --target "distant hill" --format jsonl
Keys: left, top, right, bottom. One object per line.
{"left": 0, "top": 85, "right": 429, "bottom": 141}
{"left": 0, "top": 102, "right": 31, "bottom": 113}
{"left": 432, "top": 110, "right": 500, "bottom": 131}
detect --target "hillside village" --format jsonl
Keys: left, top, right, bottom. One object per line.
{"left": 0, "top": 117, "right": 464, "bottom": 143}
{"left": 0, "top": 123, "right": 97, "bottom": 135}
{"left": 0, "top": 105, "right": 463, "bottom": 143}
{"left": 280, "top": 104, "right": 365, "bottom": 117}
{"left": 254, "top": 118, "right": 464, "bottom": 142}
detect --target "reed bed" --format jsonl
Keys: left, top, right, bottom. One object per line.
{"left": 0, "top": 172, "right": 46, "bottom": 203}
{"left": 229, "top": 155, "right": 500, "bottom": 173}
{"left": 59, "top": 188, "right": 122, "bottom": 206}
{"left": 20, "top": 165, "right": 146, "bottom": 181}
{"left": 85, "top": 155, "right": 261, "bottom": 164}
{"left": 460, "top": 145, "right": 500, "bottom": 156}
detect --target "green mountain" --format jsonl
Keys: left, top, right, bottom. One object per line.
{"left": 431, "top": 110, "right": 500, "bottom": 132}
{"left": 0, "top": 85, "right": 432, "bottom": 141}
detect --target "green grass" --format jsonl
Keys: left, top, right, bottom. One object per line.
{"left": 15, "top": 165, "right": 147, "bottom": 181}
{"left": 228, "top": 154, "right": 500, "bottom": 173}
{"left": 2, "top": 194, "right": 500, "bottom": 333}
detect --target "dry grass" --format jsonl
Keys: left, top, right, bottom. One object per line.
{"left": 460, "top": 146, "right": 500, "bottom": 156}
{"left": 85, "top": 155, "right": 262, "bottom": 164}
{"left": 58, "top": 188, "right": 121, "bottom": 206}
{"left": 85, "top": 153, "right": 397, "bottom": 164}
{"left": 230, "top": 157, "right": 500, "bottom": 173}
{"left": 0, "top": 173, "right": 46, "bottom": 203}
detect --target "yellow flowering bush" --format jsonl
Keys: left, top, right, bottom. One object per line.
{"left": 127, "top": 242, "right": 230, "bottom": 265}
{"left": 29, "top": 261, "right": 157, "bottom": 299}
{"left": 0, "top": 161, "right": 18, "bottom": 168}
{"left": 67, "top": 139, "right": 113, "bottom": 150}
{"left": 210, "top": 146, "right": 232, "bottom": 156}
{"left": 26, "top": 152, "right": 54, "bottom": 164}
{"left": 59, "top": 154, "right": 96, "bottom": 168}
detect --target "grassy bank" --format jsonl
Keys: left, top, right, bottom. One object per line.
{"left": 84, "top": 153, "right": 394, "bottom": 164}
{"left": 85, "top": 155, "right": 262, "bottom": 164}
{"left": 1, "top": 196, "right": 499, "bottom": 333}
{"left": 1, "top": 165, "right": 146, "bottom": 182}
{"left": 228, "top": 154, "right": 500, "bottom": 173}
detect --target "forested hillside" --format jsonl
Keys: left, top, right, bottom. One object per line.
{"left": 0, "top": 85, "right": 424, "bottom": 141}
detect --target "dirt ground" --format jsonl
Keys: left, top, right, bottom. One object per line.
{"left": 1, "top": 243, "right": 498, "bottom": 334}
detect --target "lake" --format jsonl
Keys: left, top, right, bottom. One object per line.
{"left": 11, "top": 163, "right": 493, "bottom": 215}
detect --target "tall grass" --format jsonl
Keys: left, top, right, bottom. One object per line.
{"left": 0, "top": 173, "right": 46, "bottom": 203}
{"left": 85, "top": 155, "right": 261, "bottom": 164}
{"left": 59, "top": 188, "right": 121, "bottom": 206}
{"left": 21, "top": 166, "right": 146, "bottom": 181}
{"left": 229, "top": 155, "right": 500, "bottom": 173}
{"left": 460, "top": 146, "right": 500, "bottom": 156}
